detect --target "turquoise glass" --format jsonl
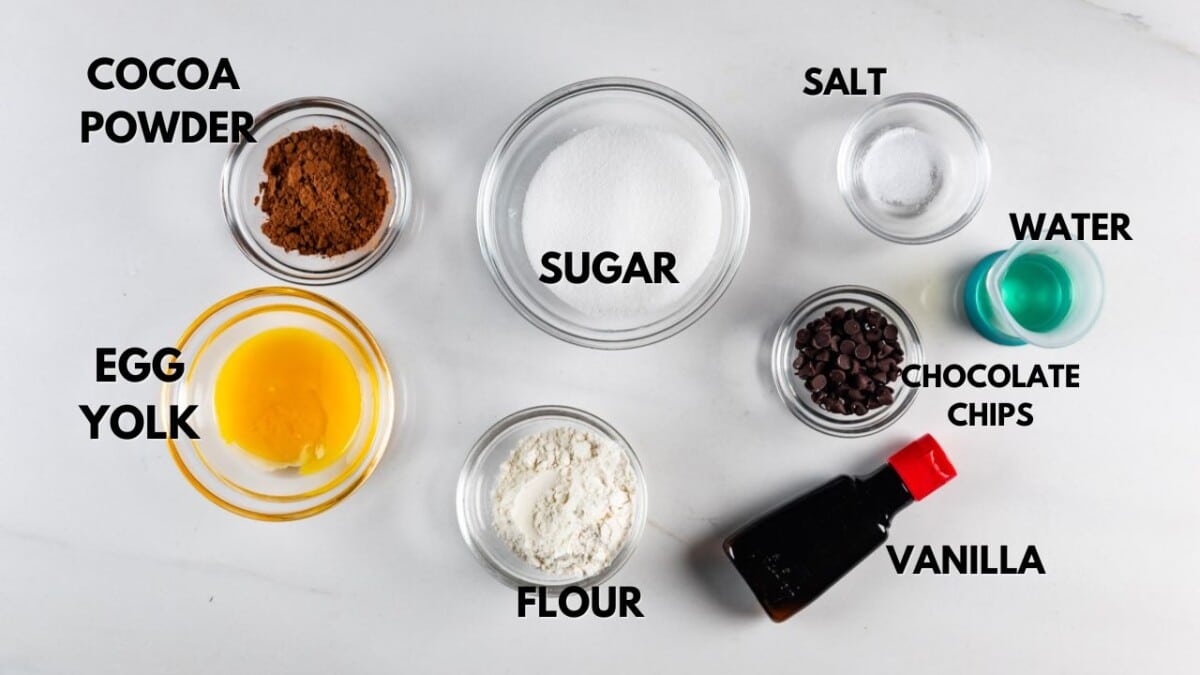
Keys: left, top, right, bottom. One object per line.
{"left": 963, "top": 241, "right": 1103, "bottom": 348}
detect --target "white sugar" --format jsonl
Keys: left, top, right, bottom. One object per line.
{"left": 522, "top": 125, "right": 722, "bottom": 319}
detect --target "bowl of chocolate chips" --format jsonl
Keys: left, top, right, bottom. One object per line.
{"left": 771, "top": 285, "right": 924, "bottom": 437}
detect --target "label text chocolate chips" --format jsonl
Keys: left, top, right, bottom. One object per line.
{"left": 902, "top": 362, "right": 1080, "bottom": 427}
{"left": 81, "top": 57, "right": 255, "bottom": 143}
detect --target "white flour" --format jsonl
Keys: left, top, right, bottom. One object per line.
{"left": 492, "top": 426, "right": 637, "bottom": 577}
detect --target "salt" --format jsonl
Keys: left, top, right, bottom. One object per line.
{"left": 860, "top": 126, "right": 945, "bottom": 214}
{"left": 522, "top": 125, "right": 722, "bottom": 319}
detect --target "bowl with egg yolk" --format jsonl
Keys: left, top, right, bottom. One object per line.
{"left": 164, "top": 287, "right": 395, "bottom": 520}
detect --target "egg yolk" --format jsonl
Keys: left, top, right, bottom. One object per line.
{"left": 214, "top": 326, "right": 361, "bottom": 474}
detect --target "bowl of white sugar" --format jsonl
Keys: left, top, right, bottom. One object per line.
{"left": 837, "top": 92, "right": 990, "bottom": 244}
{"left": 456, "top": 405, "right": 648, "bottom": 591}
{"left": 478, "top": 77, "right": 750, "bottom": 349}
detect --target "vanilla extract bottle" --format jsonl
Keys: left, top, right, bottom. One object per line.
{"left": 723, "top": 434, "right": 956, "bottom": 622}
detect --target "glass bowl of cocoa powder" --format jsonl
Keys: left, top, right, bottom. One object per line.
{"left": 222, "top": 97, "right": 412, "bottom": 285}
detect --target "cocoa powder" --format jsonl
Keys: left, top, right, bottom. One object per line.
{"left": 256, "top": 127, "right": 389, "bottom": 256}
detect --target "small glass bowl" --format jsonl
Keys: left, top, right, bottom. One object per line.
{"left": 771, "top": 285, "right": 924, "bottom": 437}
{"left": 477, "top": 77, "right": 750, "bottom": 349}
{"left": 222, "top": 97, "right": 413, "bottom": 285}
{"left": 837, "top": 92, "right": 990, "bottom": 244}
{"left": 163, "top": 287, "right": 396, "bottom": 520}
{"left": 456, "top": 405, "right": 648, "bottom": 592}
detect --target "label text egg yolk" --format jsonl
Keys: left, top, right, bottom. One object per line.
{"left": 214, "top": 327, "right": 361, "bottom": 474}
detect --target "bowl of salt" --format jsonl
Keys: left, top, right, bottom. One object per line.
{"left": 837, "top": 92, "right": 990, "bottom": 245}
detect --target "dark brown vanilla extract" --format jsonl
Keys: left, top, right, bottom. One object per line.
{"left": 723, "top": 434, "right": 955, "bottom": 622}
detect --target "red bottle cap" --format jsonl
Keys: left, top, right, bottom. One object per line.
{"left": 888, "top": 434, "right": 956, "bottom": 501}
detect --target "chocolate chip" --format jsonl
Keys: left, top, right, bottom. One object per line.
{"left": 792, "top": 304, "right": 906, "bottom": 417}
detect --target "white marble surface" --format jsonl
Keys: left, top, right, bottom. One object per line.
{"left": 1, "top": 0, "right": 1197, "bottom": 672}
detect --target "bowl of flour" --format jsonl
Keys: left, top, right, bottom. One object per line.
{"left": 456, "top": 405, "right": 648, "bottom": 590}
{"left": 478, "top": 77, "right": 750, "bottom": 349}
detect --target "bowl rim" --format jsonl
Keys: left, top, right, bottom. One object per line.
{"left": 455, "top": 404, "right": 648, "bottom": 592}
{"left": 771, "top": 284, "right": 924, "bottom": 437}
{"left": 837, "top": 91, "right": 991, "bottom": 245}
{"left": 476, "top": 76, "right": 751, "bottom": 349}
{"left": 221, "top": 96, "right": 413, "bottom": 285}
{"left": 163, "top": 286, "right": 395, "bottom": 521}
